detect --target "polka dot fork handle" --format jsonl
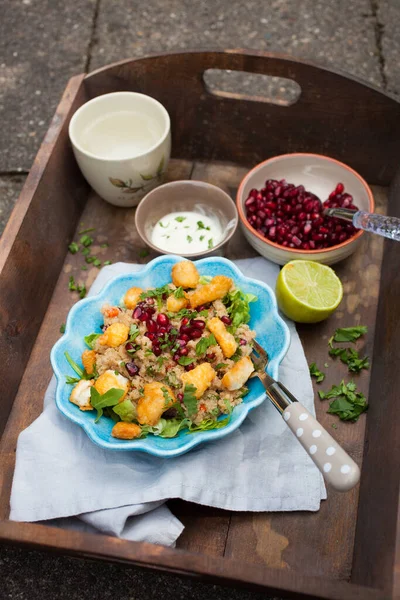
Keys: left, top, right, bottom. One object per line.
{"left": 282, "top": 402, "right": 360, "bottom": 492}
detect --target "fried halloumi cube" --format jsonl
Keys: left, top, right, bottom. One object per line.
{"left": 222, "top": 356, "right": 254, "bottom": 391}
{"left": 94, "top": 369, "right": 129, "bottom": 401}
{"left": 98, "top": 322, "right": 129, "bottom": 347}
{"left": 189, "top": 276, "right": 233, "bottom": 308}
{"left": 111, "top": 422, "right": 142, "bottom": 440}
{"left": 124, "top": 287, "right": 143, "bottom": 309}
{"left": 181, "top": 362, "right": 215, "bottom": 399}
{"left": 207, "top": 317, "right": 237, "bottom": 358}
{"left": 166, "top": 294, "right": 188, "bottom": 313}
{"left": 137, "top": 382, "right": 175, "bottom": 426}
{"left": 171, "top": 261, "right": 200, "bottom": 289}
{"left": 82, "top": 349, "right": 96, "bottom": 375}
{"left": 69, "top": 379, "right": 94, "bottom": 411}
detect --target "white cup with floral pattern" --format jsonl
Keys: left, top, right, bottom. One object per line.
{"left": 69, "top": 92, "right": 171, "bottom": 207}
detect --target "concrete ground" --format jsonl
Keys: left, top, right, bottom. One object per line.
{"left": 1, "top": 0, "right": 399, "bottom": 597}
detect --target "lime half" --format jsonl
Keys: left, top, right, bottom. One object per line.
{"left": 276, "top": 260, "right": 343, "bottom": 323}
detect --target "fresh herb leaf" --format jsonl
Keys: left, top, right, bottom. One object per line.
{"left": 82, "top": 247, "right": 91, "bottom": 256}
{"left": 188, "top": 418, "right": 229, "bottom": 433}
{"left": 165, "top": 371, "right": 181, "bottom": 389}
{"left": 309, "top": 363, "right": 325, "bottom": 383}
{"left": 178, "top": 356, "right": 196, "bottom": 366}
{"left": 187, "top": 235, "right": 193, "bottom": 243}
{"left": 80, "top": 234, "right": 93, "bottom": 247}
{"left": 231, "top": 347, "right": 243, "bottom": 362}
{"left": 239, "top": 386, "right": 249, "bottom": 398}
{"left": 68, "top": 276, "right": 77, "bottom": 291}
{"left": 93, "top": 258, "right": 102, "bottom": 268}
{"left": 199, "top": 275, "right": 212, "bottom": 285}
{"left": 128, "top": 324, "right": 140, "bottom": 342}
{"left": 60, "top": 324, "right": 66, "bottom": 334}
{"left": 215, "top": 363, "right": 228, "bottom": 370}
{"left": 223, "top": 288, "right": 257, "bottom": 330}
{"left": 64, "top": 351, "right": 91, "bottom": 380}
{"left": 329, "top": 347, "right": 369, "bottom": 373}
{"left": 78, "top": 228, "right": 95, "bottom": 235}
{"left": 85, "top": 256, "right": 96, "bottom": 264}
{"left": 329, "top": 326, "right": 368, "bottom": 346}
{"left": 324, "top": 362, "right": 329, "bottom": 368}
{"left": 81, "top": 266, "right": 88, "bottom": 271}
{"left": 199, "top": 235, "right": 205, "bottom": 241}
{"left": 208, "top": 238, "right": 213, "bottom": 249}
{"left": 174, "top": 287, "right": 185, "bottom": 299}
{"left": 84, "top": 333, "right": 100, "bottom": 348}
{"left": 78, "top": 284, "right": 87, "bottom": 299}
{"left": 65, "top": 375, "right": 81, "bottom": 385}
{"left": 90, "top": 387, "right": 124, "bottom": 423}
{"left": 68, "top": 242, "right": 79, "bottom": 254}
{"left": 103, "top": 260, "right": 112, "bottom": 266}
{"left": 100, "top": 243, "right": 109, "bottom": 248}
{"left": 175, "top": 216, "right": 186, "bottom": 223}
{"left": 139, "top": 248, "right": 150, "bottom": 258}
{"left": 159, "top": 221, "right": 168, "bottom": 228}
{"left": 161, "top": 386, "right": 174, "bottom": 409}
{"left": 224, "top": 398, "right": 233, "bottom": 414}
{"left": 195, "top": 334, "right": 216, "bottom": 356}
{"left": 197, "top": 221, "right": 210, "bottom": 231}
{"left": 141, "top": 418, "right": 191, "bottom": 438}
{"left": 332, "top": 423, "right": 338, "bottom": 429}
{"left": 183, "top": 384, "right": 198, "bottom": 417}
{"left": 319, "top": 380, "right": 368, "bottom": 422}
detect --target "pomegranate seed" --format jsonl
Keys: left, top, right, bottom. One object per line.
{"left": 158, "top": 326, "right": 167, "bottom": 335}
{"left": 196, "top": 305, "right": 206, "bottom": 312}
{"left": 178, "top": 333, "right": 190, "bottom": 343}
{"left": 221, "top": 315, "right": 232, "bottom": 325}
{"left": 179, "top": 347, "right": 189, "bottom": 356}
{"left": 173, "top": 353, "right": 180, "bottom": 362}
{"left": 181, "top": 317, "right": 189, "bottom": 326}
{"left": 190, "top": 329, "right": 203, "bottom": 339}
{"left": 336, "top": 182, "right": 344, "bottom": 194}
{"left": 145, "top": 332, "right": 156, "bottom": 341}
{"left": 192, "top": 319, "right": 206, "bottom": 330}
{"left": 125, "top": 362, "right": 139, "bottom": 377}
{"left": 147, "top": 319, "right": 157, "bottom": 333}
{"left": 176, "top": 338, "right": 187, "bottom": 347}
{"left": 303, "top": 223, "right": 312, "bottom": 235}
{"left": 206, "top": 352, "right": 216, "bottom": 361}
{"left": 132, "top": 307, "right": 142, "bottom": 319}
{"left": 185, "top": 364, "right": 195, "bottom": 371}
{"left": 177, "top": 393, "right": 184, "bottom": 402}
{"left": 157, "top": 313, "right": 169, "bottom": 326}
{"left": 153, "top": 346, "right": 162, "bottom": 357}
{"left": 180, "top": 324, "right": 193, "bottom": 335}
{"left": 292, "top": 235, "right": 301, "bottom": 247}
{"left": 239, "top": 338, "right": 247, "bottom": 346}
{"left": 146, "top": 298, "right": 155, "bottom": 305}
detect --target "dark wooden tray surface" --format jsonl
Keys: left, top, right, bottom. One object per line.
{"left": 1, "top": 51, "right": 400, "bottom": 600}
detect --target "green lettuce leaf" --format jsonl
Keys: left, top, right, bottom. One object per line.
{"left": 90, "top": 387, "right": 124, "bottom": 423}
{"left": 84, "top": 333, "right": 101, "bottom": 348}
{"left": 188, "top": 418, "right": 229, "bottom": 433}
{"left": 113, "top": 398, "right": 137, "bottom": 422}
{"left": 223, "top": 289, "right": 257, "bottom": 329}
{"left": 141, "top": 418, "right": 191, "bottom": 438}
{"left": 183, "top": 384, "right": 198, "bottom": 417}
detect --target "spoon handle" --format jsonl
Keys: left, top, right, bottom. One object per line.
{"left": 352, "top": 211, "right": 400, "bottom": 241}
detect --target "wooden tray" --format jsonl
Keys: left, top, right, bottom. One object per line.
{"left": 1, "top": 50, "right": 400, "bottom": 600}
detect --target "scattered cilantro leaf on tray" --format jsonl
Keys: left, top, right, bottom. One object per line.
{"left": 309, "top": 363, "right": 325, "bottom": 383}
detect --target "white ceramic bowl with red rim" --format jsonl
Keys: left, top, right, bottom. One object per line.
{"left": 236, "top": 153, "right": 375, "bottom": 266}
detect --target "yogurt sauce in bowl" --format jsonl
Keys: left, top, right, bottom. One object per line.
{"left": 151, "top": 211, "right": 222, "bottom": 254}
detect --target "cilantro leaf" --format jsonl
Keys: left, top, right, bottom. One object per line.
{"left": 309, "top": 362, "right": 325, "bottom": 383}
{"left": 84, "top": 333, "right": 101, "bottom": 348}
{"left": 199, "top": 235, "right": 205, "bottom": 241}
{"left": 78, "top": 284, "right": 87, "bottom": 299}
{"left": 330, "top": 326, "right": 368, "bottom": 345}
{"left": 68, "top": 242, "right": 79, "bottom": 254}
{"left": 128, "top": 324, "right": 140, "bottom": 343}
{"left": 178, "top": 356, "right": 196, "bottom": 366}
{"left": 215, "top": 363, "right": 228, "bottom": 370}
{"left": 60, "top": 324, "right": 66, "bottom": 334}
{"left": 197, "top": 221, "right": 210, "bottom": 231}
{"left": 103, "top": 260, "right": 112, "bottom": 266}
{"left": 208, "top": 238, "right": 213, "bottom": 249}
{"left": 139, "top": 248, "right": 149, "bottom": 258}
{"left": 159, "top": 221, "right": 168, "bottom": 228}
{"left": 231, "top": 347, "right": 243, "bottom": 362}
{"left": 80, "top": 234, "right": 93, "bottom": 247}
{"left": 319, "top": 380, "right": 368, "bottom": 422}
{"left": 174, "top": 287, "right": 185, "bottom": 299}
{"left": 183, "top": 384, "right": 198, "bottom": 417}
{"left": 187, "top": 235, "right": 193, "bottom": 243}
{"left": 329, "top": 346, "right": 369, "bottom": 373}
{"left": 90, "top": 387, "right": 124, "bottom": 422}
{"left": 223, "top": 288, "right": 257, "bottom": 330}
{"left": 195, "top": 334, "right": 216, "bottom": 356}
{"left": 175, "top": 216, "right": 186, "bottom": 223}
{"left": 68, "top": 276, "right": 77, "bottom": 291}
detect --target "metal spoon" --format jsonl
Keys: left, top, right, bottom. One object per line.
{"left": 324, "top": 207, "right": 400, "bottom": 241}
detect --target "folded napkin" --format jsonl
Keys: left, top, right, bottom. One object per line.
{"left": 10, "top": 258, "right": 326, "bottom": 546}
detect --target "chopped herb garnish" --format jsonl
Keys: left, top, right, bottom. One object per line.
{"left": 319, "top": 380, "right": 368, "bottom": 422}
{"left": 328, "top": 326, "right": 368, "bottom": 347}
{"left": 93, "top": 258, "right": 102, "bottom": 268}
{"left": 195, "top": 334, "right": 216, "bottom": 356}
{"left": 128, "top": 324, "right": 140, "bottom": 342}
{"left": 78, "top": 228, "right": 95, "bottom": 235}
{"left": 80, "top": 234, "right": 93, "bottom": 247}
{"left": 68, "top": 242, "right": 79, "bottom": 254}
{"left": 182, "top": 383, "right": 198, "bottom": 417}
{"left": 197, "top": 221, "right": 210, "bottom": 231}
{"left": 224, "top": 398, "right": 233, "bottom": 414}
{"left": 208, "top": 238, "right": 213, "bottom": 249}
{"left": 239, "top": 386, "right": 249, "bottom": 398}
{"left": 81, "top": 247, "right": 91, "bottom": 256}
{"left": 178, "top": 356, "right": 196, "bottom": 366}
{"left": 139, "top": 248, "right": 150, "bottom": 258}
{"left": 78, "top": 284, "right": 87, "bottom": 299}
{"left": 187, "top": 235, "right": 193, "bottom": 243}
{"left": 68, "top": 276, "right": 77, "bottom": 291}
{"left": 159, "top": 221, "right": 168, "bottom": 228}
{"left": 324, "top": 362, "right": 329, "bottom": 368}
{"left": 175, "top": 216, "right": 186, "bottom": 223}
{"left": 174, "top": 287, "right": 185, "bottom": 299}
{"left": 85, "top": 256, "right": 96, "bottom": 264}
{"left": 329, "top": 347, "right": 369, "bottom": 373}
{"left": 223, "top": 289, "right": 257, "bottom": 330}
{"left": 60, "top": 324, "right": 66, "bottom": 334}
{"left": 81, "top": 266, "right": 88, "bottom": 271}
{"left": 332, "top": 423, "right": 338, "bottom": 429}
{"left": 100, "top": 243, "right": 109, "bottom": 248}
{"left": 199, "top": 235, "right": 205, "bottom": 241}
{"left": 309, "top": 363, "right": 325, "bottom": 383}
{"left": 103, "top": 260, "right": 112, "bottom": 266}
{"left": 161, "top": 386, "right": 174, "bottom": 409}
{"left": 215, "top": 363, "right": 228, "bottom": 370}
{"left": 231, "top": 347, "right": 243, "bottom": 362}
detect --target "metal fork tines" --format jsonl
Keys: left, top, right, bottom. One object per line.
{"left": 251, "top": 339, "right": 298, "bottom": 413}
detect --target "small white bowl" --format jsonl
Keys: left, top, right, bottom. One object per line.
{"left": 236, "top": 153, "right": 375, "bottom": 265}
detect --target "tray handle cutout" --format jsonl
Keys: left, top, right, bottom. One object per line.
{"left": 203, "top": 69, "right": 301, "bottom": 106}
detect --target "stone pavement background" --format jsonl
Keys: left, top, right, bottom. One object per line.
{"left": 1, "top": 0, "right": 399, "bottom": 597}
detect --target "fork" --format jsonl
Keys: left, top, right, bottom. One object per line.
{"left": 251, "top": 340, "right": 360, "bottom": 492}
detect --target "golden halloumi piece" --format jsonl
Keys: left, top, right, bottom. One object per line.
{"left": 124, "top": 286, "right": 143, "bottom": 309}
{"left": 82, "top": 349, "right": 96, "bottom": 375}
{"left": 207, "top": 317, "right": 237, "bottom": 358}
{"left": 111, "top": 422, "right": 142, "bottom": 440}
{"left": 189, "top": 276, "right": 233, "bottom": 308}
{"left": 69, "top": 379, "right": 94, "bottom": 411}
{"left": 171, "top": 261, "right": 200, "bottom": 289}
{"left": 181, "top": 362, "right": 215, "bottom": 399}
{"left": 137, "top": 382, "right": 175, "bottom": 426}
{"left": 94, "top": 369, "right": 129, "bottom": 401}
{"left": 222, "top": 356, "right": 254, "bottom": 391}
{"left": 98, "top": 322, "right": 129, "bottom": 347}
{"left": 166, "top": 294, "right": 188, "bottom": 313}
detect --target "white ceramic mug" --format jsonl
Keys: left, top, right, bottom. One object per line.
{"left": 69, "top": 92, "right": 171, "bottom": 207}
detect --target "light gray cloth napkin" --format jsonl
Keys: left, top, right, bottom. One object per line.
{"left": 10, "top": 258, "right": 326, "bottom": 546}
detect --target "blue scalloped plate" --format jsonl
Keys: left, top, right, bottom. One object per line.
{"left": 51, "top": 255, "right": 290, "bottom": 456}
